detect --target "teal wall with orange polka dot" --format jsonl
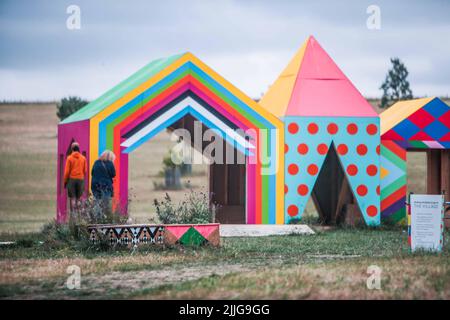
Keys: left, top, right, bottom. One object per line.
{"left": 284, "top": 116, "right": 381, "bottom": 226}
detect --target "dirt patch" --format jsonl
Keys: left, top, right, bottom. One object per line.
{"left": 4, "top": 262, "right": 250, "bottom": 299}
{"left": 82, "top": 263, "right": 248, "bottom": 293}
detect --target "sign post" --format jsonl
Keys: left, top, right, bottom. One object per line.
{"left": 409, "top": 194, "right": 444, "bottom": 252}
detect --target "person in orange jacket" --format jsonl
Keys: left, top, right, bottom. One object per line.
{"left": 64, "top": 142, "right": 87, "bottom": 218}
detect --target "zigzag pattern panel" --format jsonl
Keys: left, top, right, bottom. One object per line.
{"left": 88, "top": 223, "right": 220, "bottom": 248}
{"left": 380, "top": 140, "right": 407, "bottom": 223}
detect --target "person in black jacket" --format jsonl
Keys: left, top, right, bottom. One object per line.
{"left": 91, "top": 150, "right": 116, "bottom": 219}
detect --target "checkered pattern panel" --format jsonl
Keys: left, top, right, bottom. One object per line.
{"left": 383, "top": 99, "right": 450, "bottom": 148}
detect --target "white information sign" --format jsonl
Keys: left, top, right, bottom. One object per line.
{"left": 410, "top": 194, "right": 444, "bottom": 252}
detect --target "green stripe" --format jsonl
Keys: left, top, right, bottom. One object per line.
{"left": 381, "top": 144, "right": 406, "bottom": 170}
{"left": 105, "top": 67, "right": 268, "bottom": 149}
{"left": 261, "top": 130, "right": 270, "bottom": 224}
{"left": 101, "top": 62, "right": 276, "bottom": 224}
{"left": 381, "top": 175, "right": 407, "bottom": 200}
{"left": 409, "top": 140, "right": 427, "bottom": 148}
{"left": 105, "top": 70, "right": 190, "bottom": 149}
{"left": 389, "top": 207, "right": 407, "bottom": 224}
{"left": 62, "top": 53, "right": 185, "bottom": 124}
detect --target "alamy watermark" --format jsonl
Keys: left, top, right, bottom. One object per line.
{"left": 142, "top": 120, "right": 280, "bottom": 175}
{"left": 366, "top": 5, "right": 381, "bottom": 30}
{"left": 66, "top": 265, "right": 81, "bottom": 289}
{"left": 66, "top": 5, "right": 81, "bottom": 30}
{"left": 366, "top": 265, "right": 382, "bottom": 290}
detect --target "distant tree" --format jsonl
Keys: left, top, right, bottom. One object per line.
{"left": 380, "top": 58, "right": 413, "bottom": 108}
{"left": 56, "top": 96, "right": 88, "bottom": 121}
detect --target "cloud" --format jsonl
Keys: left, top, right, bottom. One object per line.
{"left": 0, "top": 0, "right": 449, "bottom": 100}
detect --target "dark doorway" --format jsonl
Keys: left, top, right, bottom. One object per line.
{"left": 169, "top": 114, "right": 247, "bottom": 224}
{"left": 311, "top": 142, "right": 361, "bottom": 225}
{"left": 209, "top": 162, "right": 246, "bottom": 224}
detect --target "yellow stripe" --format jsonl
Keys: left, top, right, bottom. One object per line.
{"left": 187, "top": 53, "right": 285, "bottom": 224}
{"left": 88, "top": 52, "right": 285, "bottom": 224}
{"left": 275, "top": 127, "right": 285, "bottom": 224}
{"left": 186, "top": 53, "right": 284, "bottom": 127}
{"left": 89, "top": 53, "right": 191, "bottom": 172}
{"left": 259, "top": 39, "right": 308, "bottom": 117}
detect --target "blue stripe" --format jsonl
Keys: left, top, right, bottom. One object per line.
{"left": 99, "top": 61, "right": 276, "bottom": 154}
{"left": 123, "top": 105, "right": 253, "bottom": 156}
{"left": 98, "top": 63, "right": 190, "bottom": 154}
{"left": 123, "top": 108, "right": 191, "bottom": 154}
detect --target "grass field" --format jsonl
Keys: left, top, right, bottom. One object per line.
{"left": 0, "top": 228, "right": 448, "bottom": 299}
{"left": 0, "top": 102, "right": 449, "bottom": 300}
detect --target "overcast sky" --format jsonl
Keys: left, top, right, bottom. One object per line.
{"left": 1, "top": 0, "right": 449, "bottom": 101}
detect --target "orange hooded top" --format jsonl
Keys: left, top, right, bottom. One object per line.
{"left": 64, "top": 151, "right": 87, "bottom": 183}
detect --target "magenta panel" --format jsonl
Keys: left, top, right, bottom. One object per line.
{"left": 56, "top": 120, "right": 90, "bottom": 223}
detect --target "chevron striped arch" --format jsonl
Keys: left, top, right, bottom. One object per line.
{"left": 57, "top": 52, "right": 284, "bottom": 224}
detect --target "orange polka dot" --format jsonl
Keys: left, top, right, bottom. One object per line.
{"left": 297, "top": 184, "right": 309, "bottom": 196}
{"left": 366, "top": 165, "right": 378, "bottom": 176}
{"left": 346, "top": 164, "right": 358, "bottom": 176}
{"left": 327, "top": 123, "right": 338, "bottom": 134}
{"left": 357, "top": 144, "right": 368, "bottom": 155}
{"left": 288, "top": 123, "right": 299, "bottom": 134}
{"left": 367, "top": 124, "right": 378, "bottom": 135}
{"left": 288, "top": 164, "right": 299, "bottom": 175}
{"left": 307, "top": 123, "right": 319, "bottom": 134}
{"left": 317, "top": 143, "right": 328, "bottom": 155}
{"left": 288, "top": 205, "right": 299, "bottom": 217}
{"left": 307, "top": 164, "right": 319, "bottom": 175}
{"left": 347, "top": 123, "right": 358, "bottom": 135}
{"left": 337, "top": 144, "right": 348, "bottom": 155}
{"left": 297, "top": 143, "right": 309, "bottom": 155}
{"left": 367, "top": 205, "right": 378, "bottom": 217}
{"left": 357, "top": 185, "right": 368, "bottom": 196}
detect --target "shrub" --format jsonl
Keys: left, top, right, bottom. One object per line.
{"left": 154, "top": 190, "right": 216, "bottom": 224}
{"left": 41, "top": 220, "right": 89, "bottom": 250}
{"left": 40, "top": 197, "right": 129, "bottom": 252}
{"left": 81, "top": 196, "right": 128, "bottom": 225}
{"left": 56, "top": 96, "right": 88, "bottom": 121}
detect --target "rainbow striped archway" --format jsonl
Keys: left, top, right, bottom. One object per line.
{"left": 57, "top": 52, "right": 284, "bottom": 224}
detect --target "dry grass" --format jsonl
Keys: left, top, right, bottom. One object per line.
{"left": 0, "top": 253, "right": 200, "bottom": 285}
{"left": 143, "top": 256, "right": 449, "bottom": 300}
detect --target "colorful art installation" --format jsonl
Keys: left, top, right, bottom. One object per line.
{"left": 259, "top": 36, "right": 380, "bottom": 226}
{"left": 380, "top": 97, "right": 450, "bottom": 223}
{"left": 88, "top": 223, "right": 220, "bottom": 248}
{"left": 59, "top": 35, "right": 448, "bottom": 227}
{"left": 57, "top": 52, "right": 284, "bottom": 224}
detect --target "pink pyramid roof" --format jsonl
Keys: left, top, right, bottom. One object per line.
{"left": 264, "top": 36, "right": 377, "bottom": 117}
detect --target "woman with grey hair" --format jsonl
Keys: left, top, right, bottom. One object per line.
{"left": 91, "top": 150, "right": 116, "bottom": 219}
